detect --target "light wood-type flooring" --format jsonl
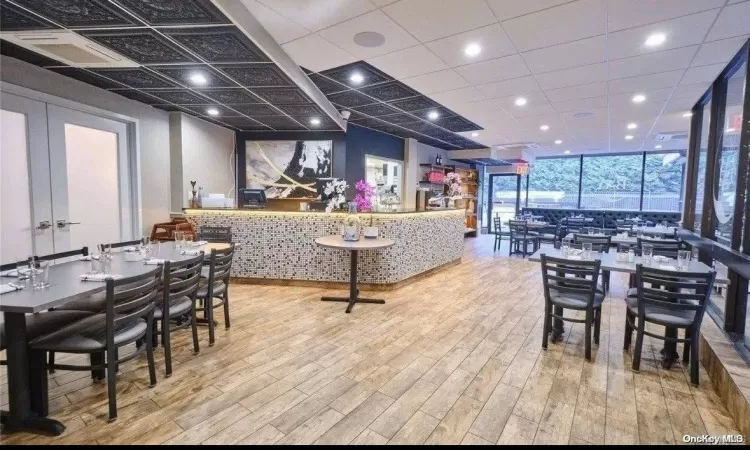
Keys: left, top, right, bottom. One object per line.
{"left": 0, "top": 236, "right": 742, "bottom": 444}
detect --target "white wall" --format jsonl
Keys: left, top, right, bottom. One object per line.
{"left": 0, "top": 56, "right": 171, "bottom": 236}
{"left": 175, "top": 113, "right": 235, "bottom": 209}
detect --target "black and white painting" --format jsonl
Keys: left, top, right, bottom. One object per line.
{"left": 245, "top": 140, "right": 332, "bottom": 198}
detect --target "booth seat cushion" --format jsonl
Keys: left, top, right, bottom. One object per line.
{"left": 522, "top": 207, "right": 680, "bottom": 229}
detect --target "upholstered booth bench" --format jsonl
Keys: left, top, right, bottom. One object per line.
{"left": 521, "top": 208, "right": 681, "bottom": 229}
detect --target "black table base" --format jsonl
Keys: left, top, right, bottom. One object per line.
{"left": 320, "top": 249, "right": 385, "bottom": 313}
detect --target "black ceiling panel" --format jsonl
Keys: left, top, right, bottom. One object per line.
{"left": 216, "top": 63, "right": 292, "bottom": 87}
{"left": 194, "top": 88, "right": 261, "bottom": 105}
{"left": 327, "top": 90, "right": 378, "bottom": 108}
{"left": 0, "top": 1, "right": 59, "bottom": 30}
{"left": 181, "top": 104, "right": 237, "bottom": 117}
{"left": 320, "top": 61, "right": 392, "bottom": 88}
{"left": 140, "top": 89, "right": 210, "bottom": 104}
{"left": 215, "top": 116, "right": 269, "bottom": 131}
{"left": 149, "top": 64, "right": 235, "bottom": 88}
{"left": 352, "top": 102, "right": 400, "bottom": 117}
{"left": 387, "top": 95, "right": 440, "bottom": 112}
{"left": 308, "top": 73, "right": 347, "bottom": 95}
{"left": 1, "top": 39, "right": 63, "bottom": 66}
{"left": 90, "top": 67, "right": 177, "bottom": 89}
{"left": 411, "top": 106, "right": 456, "bottom": 121}
{"left": 433, "top": 115, "right": 482, "bottom": 133}
{"left": 10, "top": 0, "right": 136, "bottom": 28}
{"left": 377, "top": 112, "right": 421, "bottom": 125}
{"left": 255, "top": 115, "right": 306, "bottom": 130}
{"left": 164, "top": 27, "right": 269, "bottom": 63}
{"left": 346, "top": 117, "right": 391, "bottom": 129}
{"left": 251, "top": 87, "right": 311, "bottom": 104}
{"left": 107, "top": 89, "right": 164, "bottom": 105}
{"left": 296, "top": 116, "right": 339, "bottom": 130}
{"left": 230, "top": 103, "right": 282, "bottom": 117}
{"left": 46, "top": 67, "right": 124, "bottom": 89}
{"left": 80, "top": 29, "right": 194, "bottom": 64}
{"left": 345, "top": 110, "right": 369, "bottom": 122}
{"left": 406, "top": 120, "right": 444, "bottom": 135}
{"left": 112, "top": 0, "right": 231, "bottom": 26}
{"left": 151, "top": 104, "right": 190, "bottom": 112}
{"left": 360, "top": 81, "right": 419, "bottom": 102}
{"left": 275, "top": 104, "right": 324, "bottom": 117}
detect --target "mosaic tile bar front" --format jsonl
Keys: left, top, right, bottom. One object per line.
{"left": 184, "top": 209, "right": 465, "bottom": 284}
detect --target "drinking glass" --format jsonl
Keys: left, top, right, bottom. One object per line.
{"left": 661, "top": 221, "right": 668, "bottom": 228}
{"left": 32, "top": 260, "right": 50, "bottom": 289}
{"left": 691, "top": 246, "right": 699, "bottom": 261}
{"left": 174, "top": 231, "right": 183, "bottom": 249}
{"left": 582, "top": 242, "right": 593, "bottom": 260}
{"left": 677, "top": 250, "right": 690, "bottom": 271}
{"left": 15, "top": 255, "right": 31, "bottom": 281}
{"left": 184, "top": 234, "right": 193, "bottom": 247}
{"left": 642, "top": 244, "right": 654, "bottom": 262}
{"left": 100, "top": 244, "right": 112, "bottom": 260}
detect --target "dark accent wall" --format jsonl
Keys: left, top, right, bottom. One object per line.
{"left": 344, "top": 124, "right": 405, "bottom": 186}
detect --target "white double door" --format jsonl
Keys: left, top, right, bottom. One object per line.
{"left": 0, "top": 91, "right": 135, "bottom": 264}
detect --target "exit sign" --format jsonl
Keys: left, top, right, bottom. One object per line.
{"left": 731, "top": 114, "right": 743, "bottom": 130}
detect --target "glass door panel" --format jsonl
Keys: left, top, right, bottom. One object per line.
{"left": 488, "top": 174, "right": 519, "bottom": 233}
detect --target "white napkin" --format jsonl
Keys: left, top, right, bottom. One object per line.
{"left": 653, "top": 255, "right": 670, "bottom": 262}
{"left": 0, "top": 283, "right": 23, "bottom": 294}
{"left": 1, "top": 268, "right": 24, "bottom": 277}
{"left": 188, "top": 240, "right": 209, "bottom": 247}
{"left": 181, "top": 249, "right": 201, "bottom": 256}
{"left": 658, "top": 264, "right": 677, "bottom": 271}
{"left": 566, "top": 255, "right": 583, "bottom": 261}
{"left": 79, "top": 273, "right": 124, "bottom": 282}
{"left": 79, "top": 255, "right": 100, "bottom": 261}
{"left": 144, "top": 258, "right": 166, "bottom": 265}
{"left": 122, "top": 246, "right": 138, "bottom": 252}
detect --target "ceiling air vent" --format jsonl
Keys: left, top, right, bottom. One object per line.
{"left": 0, "top": 30, "right": 138, "bottom": 68}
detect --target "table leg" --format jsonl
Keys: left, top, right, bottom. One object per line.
{"left": 551, "top": 305, "right": 565, "bottom": 343}
{"left": 321, "top": 250, "right": 385, "bottom": 313}
{"left": 0, "top": 312, "right": 65, "bottom": 436}
{"left": 661, "top": 327, "right": 680, "bottom": 369}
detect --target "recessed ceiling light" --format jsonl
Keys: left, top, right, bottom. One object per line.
{"left": 310, "top": 118, "right": 321, "bottom": 126}
{"left": 206, "top": 107, "right": 219, "bottom": 116}
{"left": 540, "top": 124, "right": 549, "bottom": 131}
{"left": 350, "top": 72, "right": 364, "bottom": 84}
{"left": 189, "top": 72, "right": 207, "bottom": 85}
{"left": 563, "top": 150, "right": 571, "bottom": 154}
{"left": 632, "top": 94, "right": 646, "bottom": 103}
{"left": 726, "top": 128, "right": 736, "bottom": 133}
{"left": 554, "top": 139, "right": 562, "bottom": 144}
{"left": 464, "top": 42, "right": 482, "bottom": 57}
{"left": 625, "top": 135, "right": 634, "bottom": 140}
{"left": 682, "top": 112, "right": 693, "bottom": 117}
{"left": 655, "top": 144, "right": 663, "bottom": 149}
{"left": 515, "top": 97, "right": 527, "bottom": 106}
{"left": 471, "top": 132, "right": 479, "bottom": 137}
{"left": 644, "top": 33, "right": 666, "bottom": 47}
{"left": 627, "top": 123, "right": 637, "bottom": 130}
{"left": 427, "top": 111, "right": 439, "bottom": 120}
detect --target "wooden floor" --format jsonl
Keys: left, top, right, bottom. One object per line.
{"left": 0, "top": 236, "right": 742, "bottom": 445}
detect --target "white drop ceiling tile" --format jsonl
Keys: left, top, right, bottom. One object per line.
{"left": 455, "top": 54, "right": 531, "bottom": 85}
{"left": 486, "top": 0, "right": 573, "bottom": 21}
{"left": 522, "top": 35, "right": 606, "bottom": 74}
{"left": 475, "top": 76, "right": 541, "bottom": 99}
{"left": 425, "top": 24, "right": 516, "bottom": 67}
{"left": 501, "top": 0, "right": 605, "bottom": 52}
{"left": 680, "top": 64, "right": 725, "bottom": 86}
{"left": 382, "top": 0, "right": 496, "bottom": 42}
{"left": 672, "top": 83, "right": 711, "bottom": 100}
{"left": 240, "top": 0, "right": 310, "bottom": 44}
{"left": 608, "top": 46, "right": 697, "bottom": 80}
{"left": 281, "top": 34, "right": 356, "bottom": 72}
{"left": 317, "top": 10, "right": 418, "bottom": 59}
{"left": 609, "top": 88, "right": 672, "bottom": 106}
{"left": 430, "top": 87, "right": 486, "bottom": 106}
{"left": 371, "top": 0, "right": 399, "bottom": 5}
{"left": 494, "top": 91, "right": 550, "bottom": 109}
{"left": 693, "top": 35, "right": 750, "bottom": 67}
{"left": 535, "top": 63, "right": 607, "bottom": 90}
{"left": 451, "top": 99, "right": 508, "bottom": 116}
{"left": 707, "top": 1, "right": 750, "bottom": 42}
{"left": 514, "top": 115, "right": 564, "bottom": 130}
{"left": 545, "top": 82, "right": 606, "bottom": 102}
{"left": 401, "top": 69, "right": 469, "bottom": 94}
{"left": 366, "top": 45, "right": 448, "bottom": 79}
{"left": 258, "top": 0, "right": 376, "bottom": 31}
{"left": 551, "top": 96, "right": 608, "bottom": 113}
{"left": 663, "top": 96, "right": 698, "bottom": 113}
{"left": 607, "top": 10, "right": 719, "bottom": 60}
{"left": 508, "top": 103, "right": 557, "bottom": 118}
{"left": 607, "top": 0, "right": 725, "bottom": 32}
{"left": 608, "top": 70, "right": 683, "bottom": 95}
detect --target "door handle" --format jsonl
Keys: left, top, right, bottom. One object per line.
{"left": 56, "top": 220, "right": 81, "bottom": 228}
{"left": 37, "top": 220, "right": 52, "bottom": 230}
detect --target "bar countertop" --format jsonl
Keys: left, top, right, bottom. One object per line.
{"left": 183, "top": 207, "right": 462, "bottom": 214}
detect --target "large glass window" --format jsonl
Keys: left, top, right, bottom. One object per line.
{"left": 713, "top": 61, "right": 746, "bottom": 247}
{"left": 580, "top": 154, "right": 643, "bottom": 210}
{"left": 527, "top": 157, "right": 580, "bottom": 208}
{"left": 642, "top": 152, "right": 687, "bottom": 212}
{"left": 694, "top": 100, "right": 711, "bottom": 231}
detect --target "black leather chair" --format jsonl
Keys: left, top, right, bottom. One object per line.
{"left": 196, "top": 244, "right": 235, "bottom": 346}
{"left": 29, "top": 266, "right": 162, "bottom": 421}
{"left": 540, "top": 254, "right": 603, "bottom": 360}
{"left": 624, "top": 264, "right": 715, "bottom": 385}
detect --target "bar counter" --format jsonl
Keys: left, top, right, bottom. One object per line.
{"left": 183, "top": 207, "right": 465, "bottom": 288}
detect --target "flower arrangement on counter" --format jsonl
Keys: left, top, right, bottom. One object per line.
{"left": 323, "top": 179, "right": 348, "bottom": 213}
{"left": 444, "top": 172, "right": 462, "bottom": 198}
{"left": 353, "top": 179, "right": 375, "bottom": 212}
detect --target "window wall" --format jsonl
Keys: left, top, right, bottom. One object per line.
{"left": 526, "top": 151, "right": 685, "bottom": 211}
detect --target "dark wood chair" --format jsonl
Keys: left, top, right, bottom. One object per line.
{"left": 199, "top": 226, "right": 232, "bottom": 243}
{"left": 196, "top": 244, "right": 235, "bottom": 346}
{"left": 100, "top": 239, "right": 144, "bottom": 251}
{"left": 540, "top": 254, "right": 603, "bottom": 360}
{"left": 624, "top": 264, "right": 715, "bottom": 385}
{"left": 508, "top": 220, "right": 538, "bottom": 257}
{"left": 492, "top": 217, "right": 510, "bottom": 252}
{"left": 637, "top": 237, "right": 681, "bottom": 259}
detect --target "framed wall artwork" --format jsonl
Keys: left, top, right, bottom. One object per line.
{"left": 245, "top": 140, "right": 332, "bottom": 198}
